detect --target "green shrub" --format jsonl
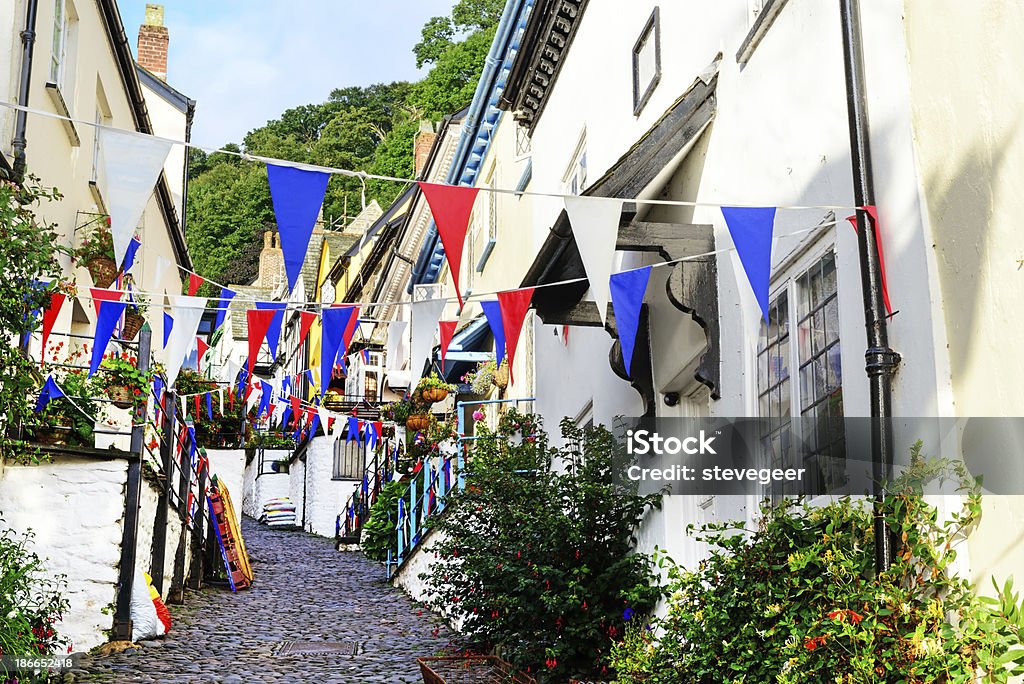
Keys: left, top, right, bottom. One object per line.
{"left": 361, "top": 479, "right": 406, "bottom": 562}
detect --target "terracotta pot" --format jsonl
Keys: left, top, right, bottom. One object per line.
{"left": 406, "top": 414, "right": 431, "bottom": 432}
{"left": 86, "top": 256, "right": 119, "bottom": 288}
{"left": 109, "top": 385, "right": 134, "bottom": 409}
{"left": 122, "top": 312, "right": 145, "bottom": 340}
{"left": 492, "top": 363, "right": 509, "bottom": 389}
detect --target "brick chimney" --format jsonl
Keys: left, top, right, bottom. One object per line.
{"left": 257, "top": 230, "right": 284, "bottom": 289}
{"left": 414, "top": 121, "right": 437, "bottom": 177}
{"left": 137, "top": 4, "right": 169, "bottom": 81}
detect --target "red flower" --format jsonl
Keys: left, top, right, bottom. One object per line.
{"left": 804, "top": 635, "right": 827, "bottom": 650}
{"left": 848, "top": 610, "right": 864, "bottom": 625}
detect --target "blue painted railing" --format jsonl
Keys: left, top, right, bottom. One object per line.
{"left": 386, "top": 397, "right": 536, "bottom": 577}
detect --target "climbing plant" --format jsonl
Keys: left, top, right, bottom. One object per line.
{"left": 360, "top": 479, "right": 406, "bottom": 563}
{"left": 420, "top": 411, "right": 663, "bottom": 680}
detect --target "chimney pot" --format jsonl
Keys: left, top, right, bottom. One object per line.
{"left": 137, "top": 4, "right": 169, "bottom": 81}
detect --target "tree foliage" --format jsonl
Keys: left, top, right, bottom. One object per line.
{"left": 184, "top": 0, "right": 505, "bottom": 286}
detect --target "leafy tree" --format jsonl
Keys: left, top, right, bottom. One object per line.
{"left": 410, "top": 27, "right": 496, "bottom": 119}
{"left": 414, "top": 16, "right": 456, "bottom": 69}
{"left": 451, "top": 0, "right": 506, "bottom": 31}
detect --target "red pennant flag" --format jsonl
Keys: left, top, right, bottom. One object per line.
{"left": 244, "top": 380, "right": 255, "bottom": 404}
{"left": 290, "top": 395, "right": 301, "bottom": 427}
{"left": 90, "top": 287, "right": 123, "bottom": 314}
{"left": 193, "top": 394, "right": 201, "bottom": 418}
{"left": 188, "top": 273, "right": 204, "bottom": 296}
{"left": 373, "top": 420, "right": 383, "bottom": 439}
{"left": 304, "top": 408, "right": 315, "bottom": 429}
{"left": 497, "top": 288, "right": 535, "bottom": 386}
{"left": 298, "top": 310, "right": 317, "bottom": 347}
{"left": 328, "top": 417, "right": 336, "bottom": 433}
{"left": 196, "top": 337, "right": 209, "bottom": 368}
{"left": 845, "top": 206, "right": 893, "bottom": 316}
{"left": 246, "top": 309, "right": 277, "bottom": 377}
{"left": 342, "top": 306, "right": 361, "bottom": 354}
{"left": 418, "top": 183, "right": 480, "bottom": 308}
{"left": 41, "top": 293, "right": 66, "bottom": 364}
{"left": 438, "top": 320, "right": 458, "bottom": 368}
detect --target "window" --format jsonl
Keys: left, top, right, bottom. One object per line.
{"left": 92, "top": 81, "right": 112, "bottom": 183}
{"left": 758, "top": 250, "right": 844, "bottom": 497}
{"left": 49, "top": 0, "right": 78, "bottom": 90}
{"left": 562, "top": 133, "right": 588, "bottom": 196}
{"left": 632, "top": 8, "right": 661, "bottom": 115}
{"left": 475, "top": 171, "right": 497, "bottom": 271}
{"left": 364, "top": 372, "right": 378, "bottom": 401}
{"left": 333, "top": 437, "right": 364, "bottom": 480}
{"left": 737, "top": 0, "right": 789, "bottom": 64}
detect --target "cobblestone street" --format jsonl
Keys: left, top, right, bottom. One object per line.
{"left": 74, "top": 518, "right": 455, "bottom": 683}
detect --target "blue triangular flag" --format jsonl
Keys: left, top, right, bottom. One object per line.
{"left": 309, "top": 413, "right": 321, "bottom": 438}
{"left": 321, "top": 307, "right": 356, "bottom": 397}
{"left": 123, "top": 237, "right": 142, "bottom": 273}
{"left": 163, "top": 313, "right": 174, "bottom": 348}
{"left": 610, "top": 266, "right": 653, "bottom": 378}
{"left": 266, "top": 163, "right": 331, "bottom": 291}
{"left": 205, "top": 392, "right": 213, "bottom": 420}
{"left": 365, "top": 421, "right": 379, "bottom": 449}
{"left": 480, "top": 300, "right": 507, "bottom": 367}
{"left": 721, "top": 206, "right": 776, "bottom": 321}
{"left": 213, "top": 287, "right": 236, "bottom": 332}
{"left": 255, "top": 302, "right": 287, "bottom": 361}
{"left": 280, "top": 406, "right": 292, "bottom": 432}
{"left": 347, "top": 416, "right": 361, "bottom": 444}
{"left": 257, "top": 381, "right": 272, "bottom": 418}
{"left": 34, "top": 375, "right": 66, "bottom": 412}
{"left": 89, "top": 300, "right": 129, "bottom": 376}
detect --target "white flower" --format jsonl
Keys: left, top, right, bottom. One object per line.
{"left": 7, "top": 609, "right": 17, "bottom": 619}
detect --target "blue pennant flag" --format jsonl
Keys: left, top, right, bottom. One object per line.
{"left": 309, "top": 413, "right": 321, "bottom": 438}
{"left": 123, "top": 237, "right": 142, "bottom": 273}
{"left": 266, "top": 163, "right": 331, "bottom": 291}
{"left": 205, "top": 392, "right": 214, "bottom": 420}
{"left": 34, "top": 375, "right": 66, "bottom": 412}
{"left": 610, "top": 266, "right": 653, "bottom": 378}
{"left": 346, "top": 416, "right": 361, "bottom": 444}
{"left": 163, "top": 313, "right": 174, "bottom": 349}
{"left": 255, "top": 302, "right": 287, "bottom": 361}
{"left": 320, "top": 307, "right": 356, "bottom": 397}
{"left": 280, "top": 406, "right": 293, "bottom": 432}
{"left": 213, "top": 287, "right": 236, "bottom": 332}
{"left": 89, "top": 299, "right": 129, "bottom": 376}
{"left": 365, "top": 421, "right": 379, "bottom": 450}
{"left": 362, "top": 474, "right": 369, "bottom": 496}
{"left": 257, "top": 381, "right": 272, "bottom": 418}
{"left": 480, "top": 300, "right": 507, "bottom": 368}
{"left": 721, "top": 206, "right": 776, "bottom": 322}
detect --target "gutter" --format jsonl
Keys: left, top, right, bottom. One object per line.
{"left": 11, "top": 0, "right": 40, "bottom": 182}
{"left": 408, "top": 0, "right": 525, "bottom": 291}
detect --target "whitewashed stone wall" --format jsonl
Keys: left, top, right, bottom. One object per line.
{"left": 0, "top": 456, "right": 128, "bottom": 653}
{"left": 302, "top": 436, "right": 360, "bottom": 538}
{"left": 206, "top": 449, "right": 245, "bottom": 526}
{"left": 288, "top": 457, "right": 306, "bottom": 526}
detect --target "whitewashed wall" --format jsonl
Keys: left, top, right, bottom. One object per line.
{"left": 0, "top": 457, "right": 127, "bottom": 652}
{"left": 301, "top": 436, "right": 360, "bottom": 538}
{"left": 241, "top": 450, "right": 292, "bottom": 520}
{"left": 206, "top": 449, "right": 246, "bottom": 526}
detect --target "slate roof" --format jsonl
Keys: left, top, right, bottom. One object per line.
{"left": 228, "top": 285, "right": 274, "bottom": 340}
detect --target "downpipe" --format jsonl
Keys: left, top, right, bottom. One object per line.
{"left": 12, "top": 0, "right": 40, "bottom": 182}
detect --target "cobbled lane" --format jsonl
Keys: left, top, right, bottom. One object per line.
{"left": 75, "top": 517, "right": 454, "bottom": 684}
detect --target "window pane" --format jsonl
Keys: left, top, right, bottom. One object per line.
{"left": 811, "top": 310, "right": 826, "bottom": 356}
{"left": 779, "top": 378, "right": 791, "bottom": 421}
{"left": 814, "top": 357, "right": 828, "bottom": 403}
{"left": 797, "top": 273, "right": 810, "bottom": 320}
{"left": 809, "top": 261, "right": 824, "bottom": 307}
{"left": 826, "top": 345, "right": 842, "bottom": 393}
{"left": 800, "top": 364, "right": 814, "bottom": 411}
{"left": 759, "top": 391, "right": 772, "bottom": 420}
{"left": 757, "top": 350, "right": 768, "bottom": 390}
{"left": 797, "top": 314, "right": 812, "bottom": 362}
{"left": 776, "top": 290, "right": 789, "bottom": 334}
{"left": 778, "top": 337, "right": 790, "bottom": 383}
{"left": 822, "top": 253, "right": 837, "bottom": 296}
{"left": 824, "top": 297, "right": 840, "bottom": 345}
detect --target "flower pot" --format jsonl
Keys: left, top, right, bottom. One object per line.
{"left": 406, "top": 414, "right": 431, "bottom": 432}
{"left": 86, "top": 256, "right": 119, "bottom": 288}
{"left": 492, "top": 363, "right": 509, "bottom": 389}
{"left": 122, "top": 312, "right": 145, "bottom": 340}
{"left": 109, "top": 385, "right": 134, "bottom": 409}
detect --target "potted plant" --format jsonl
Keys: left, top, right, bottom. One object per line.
{"left": 73, "top": 218, "right": 118, "bottom": 288}
{"left": 121, "top": 301, "right": 147, "bottom": 341}
{"left": 415, "top": 373, "right": 456, "bottom": 404}
{"left": 406, "top": 412, "right": 432, "bottom": 432}
{"left": 382, "top": 398, "right": 413, "bottom": 424}
{"left": 30, "top": 370, "right": 100, "bottom": 447}
{"left": 462, "top": 359, "right": 498, "bottom": 396}
{"left": 97, "top": 352, "right": 153, "bottom": 410}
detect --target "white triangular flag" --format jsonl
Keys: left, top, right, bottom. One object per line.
{"left": 411, "top": 296, "right": 447, "bottom": 389}
{"left": 318, "top": 406, "right": 332, "bottom": 438}
{"left": 98, "top": 128, "right": 174, "bottom": 269}
{"left": 164, "top": 295, "right": 206, "bottom": 389}
{"left": 386, "top": 320, "right": 408, "bottom": 372}
{"left": 564, "top": 196, "right": 623, "bottom": 325}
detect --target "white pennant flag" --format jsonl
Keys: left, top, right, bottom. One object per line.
{"left": 98, "top": 128, "right": 174, "bottom": 269}
{"left": 386, "top": 320, "right": 408, "bottom": 372}
{"left": 564, "top": 196, "right": 624, "bottom": 325}
{"left": 411, "top": 296, "right": 447, "bottom": 389}
{"left": 165, "top": 295, "right": 206, "bottom": 389}
{"left": 318, "top": 406, "right": 333, "bottom": 438}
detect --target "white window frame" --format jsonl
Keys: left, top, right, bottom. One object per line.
{"left": 49, "top": 0, "right": 78, "bottom": 91}
{"left": 562, "top": 131, "right": 588, "bottom": 196}
{"left": 476, "top": 169, "right": 497, "bottom": 271}
{"left": 631, "top": 7, "right": 662, "bottom": 116}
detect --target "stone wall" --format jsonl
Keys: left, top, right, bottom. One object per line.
{"left": 241, "top": 449, "right": 291, "bottom": 520}
{"left": 0, "top": 456, "right": 128, "bottom": 653}
{"left": 288, "top": 457, "right": 306, "bottom": 526}
{"left": 206, "top": 449, "right": 245, "bottom": 526}
{"left": 300, "top": 436, "right": 360, "bottom": 538}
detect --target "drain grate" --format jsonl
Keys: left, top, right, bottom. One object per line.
{"left": 273, "top": 640, "right": 363, "bottom": 656}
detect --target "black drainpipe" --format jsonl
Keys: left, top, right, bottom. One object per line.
{"left": 839, "top": 0, "right": 901, "bottom": 573}
{"left": 12, "top": 0, "right": 40, "bottom": 183}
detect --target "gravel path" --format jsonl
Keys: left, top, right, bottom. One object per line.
{"left": 74, "top": 517, "right": 454, "bottom": 683}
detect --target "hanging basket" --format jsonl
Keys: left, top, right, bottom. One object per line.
{"left": 122, "top": 312, "right": 145, "bottom": 340}
{"left": 109, "top": 385, "right": 134, "bottom": 409}
{"left": 492, "top": 362, "right": 509, "bottom": 389}
{"left": 86, "top": 256, "right": 119, "bottom": 288}
{"left": 323, "top": 392, "right": 346, "bottom": 412}
{"left": 406, "top": 414, "right": 431, "bottom": 432}
{"left": 422, "top": 387, "right": 449, "bottom": 404}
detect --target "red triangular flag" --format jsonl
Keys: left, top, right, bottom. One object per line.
{"left": 418, "top": 183, "right": 480, "bottom": 308}
{"left": 845, "top": 206, "right": 893, "bottom": 316}
{"left": 41, "top": 293, "right": 66, "bottom": 364}
{"left": 304, "top": 408, "right": 315, "bottom": 429}
{"left": 193, "top": 394, "right": 201, "bottom": 418}
{"left": 244, "top": 380, "right": 255, "bottom": 404}
{"left": 290, "top": 395, "right": 301, "bottom": 427}
{"left": 298, "top": 310, "right": 317, "bottom": 348}
{"left": 373, "top": 420, "right": 383, "bottom": 439}
{"left": 188, "top": 273, "right": 204, "bottom": 296}
{"left": 438, "top": 320, "right": 458, "bottom": 368}
{"left": 328, "top": 417, "right": 336, "bottom": 433}
{"left": 196, "top": 337, "right": 209, "bottom": 368}
{"left": 342, "top": 306, "right": 361, "bottom": 354}
{"left": 246, "top": 309, "right": 277, "bottom": 377}
{"left": 497, "top": 288, "right": 534, "bottom": 386}
{"left": 90, "top": 287, "right": 123, "bottom": 314}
